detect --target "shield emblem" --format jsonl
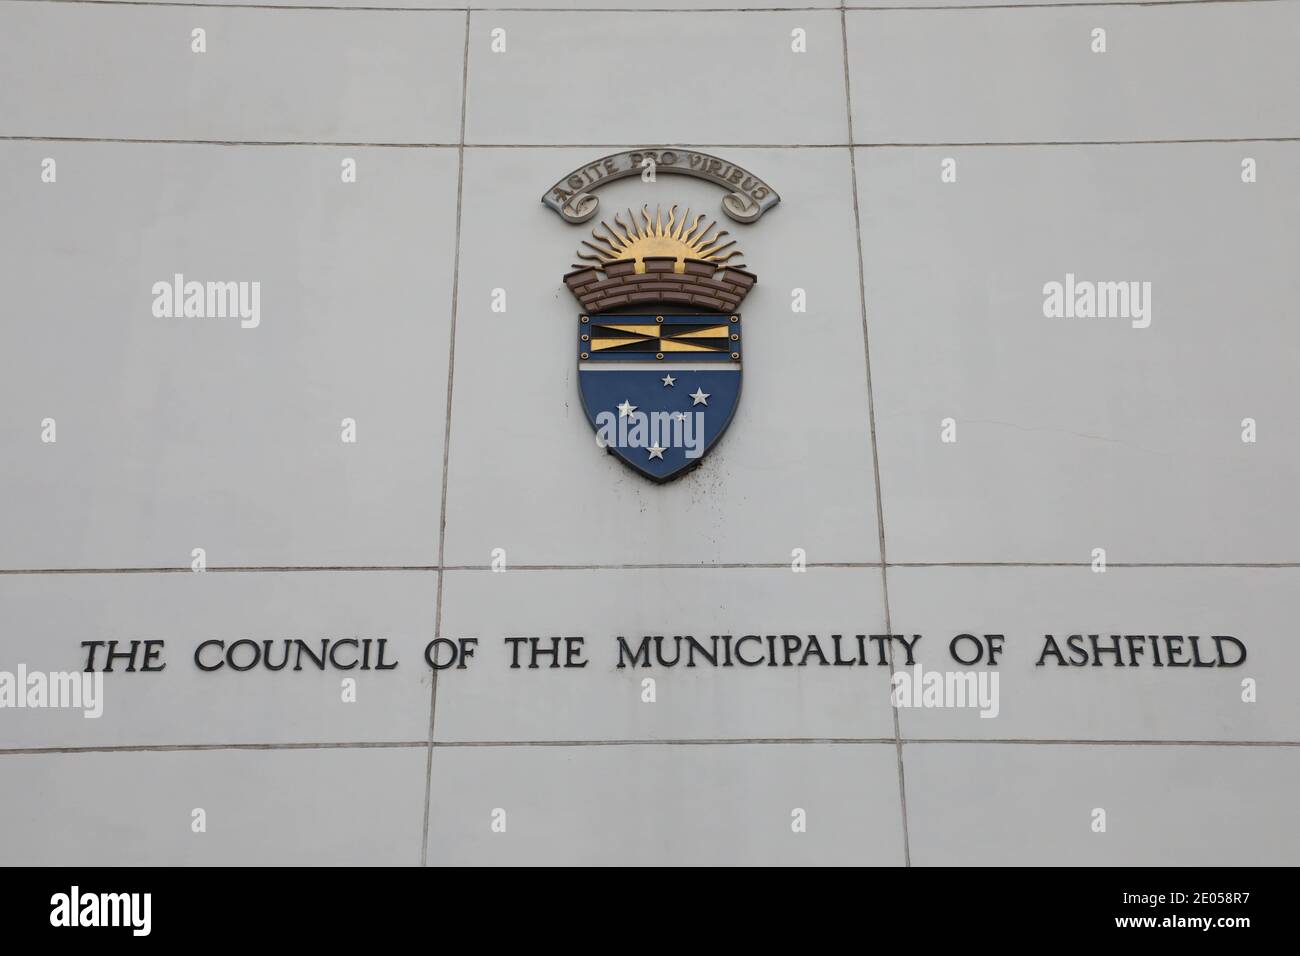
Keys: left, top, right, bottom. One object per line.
{"left": 577, "top": 313, "right": 742, "bottom": 482}
{"left": 561, "top": 205, "right": 759, "bottom": 482}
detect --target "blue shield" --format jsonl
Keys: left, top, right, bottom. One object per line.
{"left": 578, "top": 313, "right": 742, "bottom": 482}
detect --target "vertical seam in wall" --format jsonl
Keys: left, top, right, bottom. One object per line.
{"left": 422, "top": 7, "right": 472, "bottom": 869}
{"left": 840, "top": 4, "right": 911, "bottom": 867}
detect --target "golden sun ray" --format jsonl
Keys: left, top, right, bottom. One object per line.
{"left": 574, "top": 204, "right": 746, "bottom": 274}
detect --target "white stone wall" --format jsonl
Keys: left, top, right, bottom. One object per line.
{"left": 1, "top": 0, "right": 1297, "bottom": 865}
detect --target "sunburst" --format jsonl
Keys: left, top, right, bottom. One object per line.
{"left": 576, "top": 204, "right": 744, "bottom": 274}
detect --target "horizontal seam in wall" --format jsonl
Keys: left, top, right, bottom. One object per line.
{"left": 0, "top": 0, "right": 1285, "bottom": 12}
{"left": 2, "top": 137, "right": 1298, "bottom": 148}
{"left": 3, "top": 562, "right": 1300, "bottom": 574}
{"left": 2, "top": 738, "right": 1297, "bottom": 756}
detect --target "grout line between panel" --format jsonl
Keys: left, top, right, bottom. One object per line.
{"left": 3, "top": 737, "right": 1296, "bottom": 757}
{"left": 840, "top": 3, "right": 910, "bottom": 868}
{"left": 0, "top": 0, "right": 1285, "bottom": 11}
{"left": 4, "top": 561, "right": 1300, "bottom": 574}
{"left": 420, "top": 7, "right": 472, "bottom": 869}
{"left": 3, "top": 137, "right": 1298, "bottom": 148}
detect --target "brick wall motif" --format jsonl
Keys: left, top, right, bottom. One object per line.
{"left": 564, "top": 257, "right": 758, "bottom": 314}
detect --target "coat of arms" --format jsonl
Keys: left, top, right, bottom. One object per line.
{"left": 543, "top": 150, "right": 778, "bottom": 482}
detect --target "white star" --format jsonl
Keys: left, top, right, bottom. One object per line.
{"left": 689, "top": 387, "right": 710, "bottom": 406}
{"left": 617, "top": 400, "right": 637, "bottom": 417}
{"left": 673, "top": 412, "right": 687, "bottom": 422}
{"left": 661, "top": 374, "right": 676, "bottom": 387}
{"left": 647, "top": 444, "right": 666, "bottom": 460}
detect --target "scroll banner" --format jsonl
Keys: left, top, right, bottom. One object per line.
{"left": 542, "top": 148, "right": 781, "bottom": 225}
